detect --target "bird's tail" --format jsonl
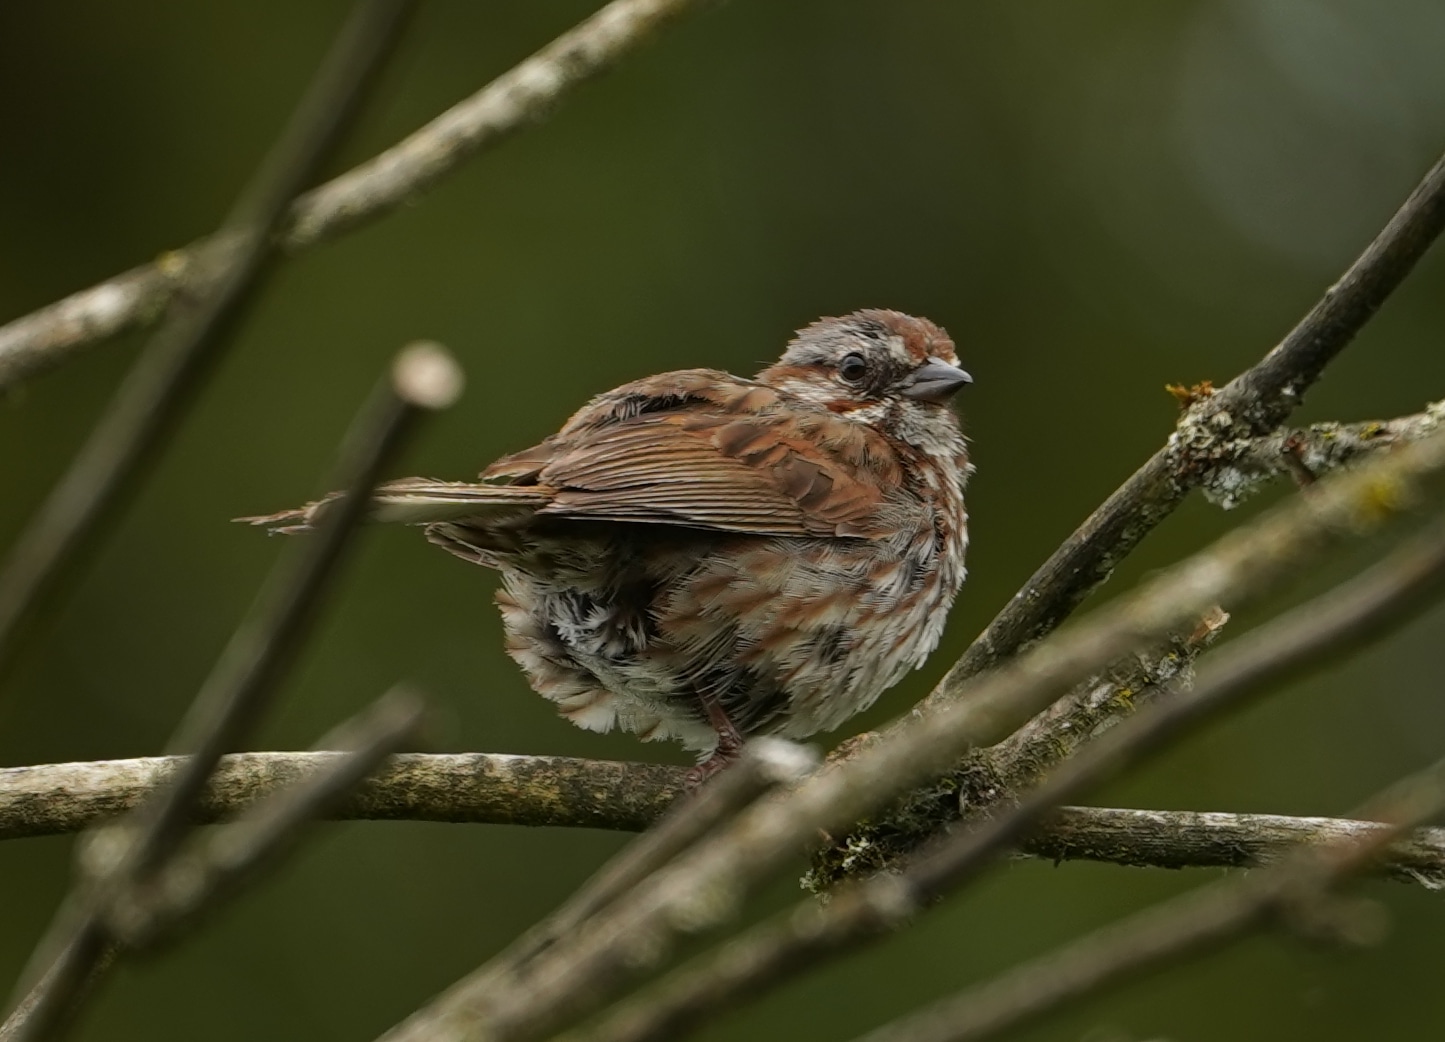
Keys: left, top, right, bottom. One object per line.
{"left": 235, "top": 478, "right": 549, "bottom": 534}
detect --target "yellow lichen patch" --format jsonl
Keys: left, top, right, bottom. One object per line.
{"left": 1355, "top": 476, "right": 1415, "bottom": 524}
{"left": 1165, "top": 380, "right": 1216, "bottom": 410}
{"left": 156, "top": 250, "right": 190, "bottom": 278}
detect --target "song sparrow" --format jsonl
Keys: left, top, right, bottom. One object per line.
{"left": 243, "top": 310, "right": 973, "bottom": 783}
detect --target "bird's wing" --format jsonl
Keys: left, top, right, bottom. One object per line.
{"left": 482, "top": 369, "right": 901, "bottom": 539}
{"left": 239, "top": 371, "right": 906, "bottom": 540}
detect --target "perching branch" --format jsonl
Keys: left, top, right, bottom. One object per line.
{"left": 923, "top": 148, "right": 1445, "bottom": 709}
{"left": 0, "top": 0, "right": 721, "bottom": 394}
{"left": 0, "top": 752, "right": 683, "bottom": 841}
{"left": 4, "top": 756, "right": 1442, "bottom": 889}
{"left": 6, "top": 403, "right": 1428, "bottom": 836}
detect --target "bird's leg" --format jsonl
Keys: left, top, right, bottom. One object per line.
{"left": 684, "top": 691, "right": 746, "bottom": 789}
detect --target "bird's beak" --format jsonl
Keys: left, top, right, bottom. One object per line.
{"left": 903, "top": 357, "right": 973, "bottom": 403}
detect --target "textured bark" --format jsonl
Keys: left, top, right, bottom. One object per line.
{"left": 0, "top": 752, "right": 685, "bottom": 840}
{"left": 1025, "top": 806, "right": 1445, "bottom": 889}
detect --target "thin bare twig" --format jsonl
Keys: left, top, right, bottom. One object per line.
{"left": 139, "top": 344, "right": 459, "bottom": 865}
{"left": 103, "top": 687, "right": 428, "bottom": 949}
{"left": 1, "top": 339, "right": 461, "bottom": 1042}
{"left": 501, "top": 740, "right": 816, "bottom": 972}
{"left": 0, "top": 0, "right": 721, "bottom": 393}
{"left": 0, "top": 0, "right": 418, "bottom": 680}
{"left": 375, "top": 425, "right": 1445, "bottom": 1042}
{"left": 924, "top": 149, "right": 1445, "bottom": 709}
{"left": 551, "top": 507, "right": 1445, "bottom": 1042}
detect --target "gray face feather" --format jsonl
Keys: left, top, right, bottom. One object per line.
{"left": 775, "top": 312, "right": 970, "bottom": 406}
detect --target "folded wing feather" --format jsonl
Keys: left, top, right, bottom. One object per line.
{"left": 239, "top": 371, "right": 895, "bottom": 540}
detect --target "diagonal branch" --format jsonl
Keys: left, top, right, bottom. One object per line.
{"left": 0, "top": 0, "right": 417, "bottom": 678}
{"left": 923, "top": 148, "right": 1445, "bottom": 710}
{"left": 538, "top": 502, "right": 1445, "bottom": 1042}
{"left": 819, "top": 397, "right": 1445, "bottom": 884}
{"left": 2, "top": 338, "right": 460, "bottom": 1042}
{"left": 804, "top": 613, "right": 1228, "bottom": 888}
{"left": 846, "top": 759, "right": 1445, "bottom": 1042}
{"left": 0, "top": 0, "right": 722, "bottom": 393}
{"left": 102, "top": 688, "right": 427, "bottom": 949}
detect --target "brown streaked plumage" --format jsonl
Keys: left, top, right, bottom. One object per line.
{"left": 242, "top": 309, "right": 973, "bottom": 784}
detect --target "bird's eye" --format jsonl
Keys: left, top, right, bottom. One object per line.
{"left": 838, "top": 352, "right": 869, "bottom": 384}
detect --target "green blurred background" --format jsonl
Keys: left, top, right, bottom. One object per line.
{"left": 3, "top": 2, "right": 1445, "bottom": 1040}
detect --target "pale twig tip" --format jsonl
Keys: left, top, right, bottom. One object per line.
{"left": 746, "top": 737, "right": 820, "bottom": 785}
{"left": 393, "top": 341, "right": 464, "bottom": 410}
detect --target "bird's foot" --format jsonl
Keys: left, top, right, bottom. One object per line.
{"left": 683, "top": 744, "right": 743, "bottom": 789}
{"left": 683, "top": 708, "right": 747, "bottom": 790}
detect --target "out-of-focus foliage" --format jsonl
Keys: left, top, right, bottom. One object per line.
{"left": 1, "top": 3, "right": 1443, "bottom": 1041}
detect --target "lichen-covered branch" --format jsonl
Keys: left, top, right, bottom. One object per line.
{"left": 1023, "top": 806, "right": 1445, "bottom": 889}
{"left": 806, "top": 616, "right": 1229, "bottom": 886}
{"left": 987, "top": 607, "right": 1229, "bottom": 790}
{"left": 1192, "top": 400, "right": 1445, "bottom": 509}
{"left": 847, "top": 759, "right": 1445, "bottom": 1042}
{"left": 0, "top": 0, "right": 719, "bottom": 392}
